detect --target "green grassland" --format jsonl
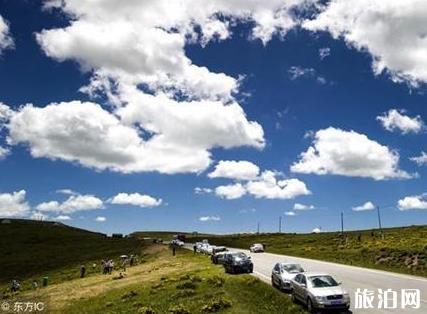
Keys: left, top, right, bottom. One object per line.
{"left": 189, "top": 225, "right": 427, "bottom": 277}
{"left": 0, "top": 219, "right": 144, "bottom": 289}
{"left": 1, "top": 220, "right": 306, "bottom": 313}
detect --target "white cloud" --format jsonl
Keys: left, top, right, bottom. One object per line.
{"left": 36, "top": 194, "right": 103, "bottom": 214}
{"left": 56, "top": 189, "right": 77, "bottom": 195}
{"left": 312, "top": 227, "right": 322, "bottom": 233}
{"left": 0, "top": 190, "right": 30, "bottom": 218}
{"left": 0, "top": 103, "right": 13, "bottom": 123}
{"left": 199, "top": 215, "right": 221, "bottom": 222}
{"left": 288, "top": 66, "right": 327, "bottom": 84}
{"left": 246, "top": 170, "right": 311, "bottom": 199}
{"left": 319, "top": 47, "right": 330, "bottom": 60}
{"left": 55, "top": 215, "right": 71, "bottom": 221}
{"left": 397, "top": 195, "right": 427, "bottom": 210}
{"left": 8, "top": 97, "right": 263, "bottom": 175}
{"left": 215, "top": 183, "right": 247, "bottom": 200}
{"left": 352, "top": 201, "right": 375, "bottom": 211}
{"left": 239, "top": 208, "right": 256, "bottom": 214}
{"left": 303, "top": 0, "right": 427, "bottom": 87}
{"left": 291, "top": 127, "right": 412, "bottom": 180}
{"left": 0, "top": 146, "right": 10, "bottom": 160}
{"left": 0, "top": 15, "right": 13, "bottom": 54}
{"left": 208, "top": 160, "right": 260, "bottom": 180}
{"left": 410, "top": 152, "right": 427, "bottom": 166}
{"left": 109, "top": 192, "right": 162, "bottom": 208}
{"left": 284, "top": 211, "right": 296, "bottom": 216}
{"left": 293, "top": 203, "right": 315, "bottom": 210}
{"left": 194, "top": 187, "right": 213, "bottom": 194}
{"left": 377, "top": 109, "right": 424, "bottom": 134}
{"left": 95, "top": 216, "right": 106, "bottom": 222}
{"left": 29, "top": 1, "right": 319, "bottom": 175}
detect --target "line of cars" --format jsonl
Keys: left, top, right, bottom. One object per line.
{"left": 195, "top": 241, "right": 254, "bottom": 274}
{"left": 197, "top": 241, "right": 350, "bottom": 313}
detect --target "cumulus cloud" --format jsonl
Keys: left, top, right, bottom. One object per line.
{"left": 26, "top": 0, "right": 321, "bottom": 174}
{"left": 397, "top": 195, "right": 427, "bottom": 210}
{"left": 56, "top": 189, "right": 78, "bottom": 195}
{"left": 293, "top": 203, "right": 315, "bottom": 210}
{"left": 0, "top": 15, "right": 13, "bottom": 54}
{"left": 246, "top": 170, "right": 311, "bottom": 199}
{"left": 199, "top": 215, "right": 221, "bottom": 222}
{"left": 95, "top": 216, "right": 106, "bottom": 222}
{"left": 208, "top": 160, "right": 260, "bottom": 180}
{"left": 291, "top": 127, "right": 413, "bottom": 180}
{"left": 0, "top": 190, "right": 30, "bottom": 217}
{"left": 352, "top": 201, "right": 375, "bottom": 211}
{"left": 215, "top": 183, "right": 247, "bottom": 200}
{"left": 303, "top": 0, "right": 427, "bottom": 86}
{"left": 312, "top": 227, "right": 322, "bottom": 233}
{"left": 36, "top": 193, "right": 103, "bottom": 214}
{"left": 109, "top": 192, "right": 162, "bottom": 208}
{"left": 377, "top": 109, "right": 424, "bottom": 134}
{"left": 284, "top": 211, "right": 296, "bottom": 216}
{"left": 410, "top": 152, "right": 427, "bottom": 166}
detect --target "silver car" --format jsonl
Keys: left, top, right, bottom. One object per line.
{"left": 271, "top": 262, "right": 304, "bottom": 291}
{"left": 291, "top": 272, "right": 350, "bottom": 313}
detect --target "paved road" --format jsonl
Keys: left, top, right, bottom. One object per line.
{"left": 186, "top": 244, "right": 427, "bottom": 313}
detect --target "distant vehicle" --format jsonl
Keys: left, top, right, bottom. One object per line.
{"left": 212, "top": 246, "right": 227, "bottom": 254}
{"left": 291, "top": 272, "right": 350, "bottom": 313}
{"left": 171, "top": 239, "right": 184, "bottom": 247}
{"left": 223, "top": 252, "right": 253, "bottom": 274}
{"left": 211, "top": 251, "right": 229, "bottom": 264}
{"left": 202, "top": 239, "right": 209, "bottom": 244}
{"left": 249, "top": 243, "right": 264, "bottom": 253}
{"left": 206, "top": 245, "right": 217, "bottom": 255}
{"left": 271, "top": 262, "right": 304, "bottom": 291}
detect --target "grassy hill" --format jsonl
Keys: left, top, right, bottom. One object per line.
{"left": 0, "top": 219, "right": 144, "bottom": 288}
{"left": 189, "top": 225, "right": 427, "bottom": 277}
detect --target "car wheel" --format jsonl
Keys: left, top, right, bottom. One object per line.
{"left": 307, "top": 298, "right": 315, "bottom": 314}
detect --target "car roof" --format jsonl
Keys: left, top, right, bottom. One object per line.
{"left": 303, "top": 272, "right": 331, "bottom": 277}
{"left": 278, "top": 262, "right": 301, "bottom": 266}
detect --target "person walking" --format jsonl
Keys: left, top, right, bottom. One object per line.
{"left": 80, "top": 265, "right": 86, "bottom": 278}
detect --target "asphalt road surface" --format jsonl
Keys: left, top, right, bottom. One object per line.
{"left": 186, "top": 244, "right": 427, "bottom": 313}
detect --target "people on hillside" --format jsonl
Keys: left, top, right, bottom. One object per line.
{"left": 10, "top": 279, "right": 20, "bottom": 292}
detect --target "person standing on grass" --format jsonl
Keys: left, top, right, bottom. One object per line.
{"left": 193, "top": 244, "right": 197, "bottom": 254}
{"left": 80, "top": 265, "right": 86, "bottom": 278}
{"left": 10, "top": 280, "right": 20, "bottom": 292}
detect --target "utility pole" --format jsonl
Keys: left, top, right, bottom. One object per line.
{"left": 257, "top": 222, "right": 260, "bottom": 234}
{"left": 377, "top": 206, "right": 384, "bottom": 239}
{"left": 341, "top": 211, "right": 344, "bottom": 234}
{"left": 279, "top": 216, "right": 282, "bottom": 233}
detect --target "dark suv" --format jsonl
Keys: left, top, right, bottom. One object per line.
{"left": 223, "top": 252, "right": 253, "bottom": 274}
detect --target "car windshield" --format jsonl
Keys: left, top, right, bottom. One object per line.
{"left": 232, "top": 253, "right": 247, "bottom": 259}
{"left": 309, "top": 276, "right": 339, "bottom": 288}
{"left": 282, "top": 264, "right": 304, "bottom": 273}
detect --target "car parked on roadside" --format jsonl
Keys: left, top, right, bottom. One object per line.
{"left": 291, "top": 272, "right": 350, "bottom": 313}
{"left": 271, "top": 262, "right": 304, "bottom": 291}
{"left": 171, "top": 239, "right": 184, "bottom": 247}
{"left": 223, "top": 252, "right": 253, "bottom": 274}
{"left": 249, "top": 243, "right": 264, "bottom": 253}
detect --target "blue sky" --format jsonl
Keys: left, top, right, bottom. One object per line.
{"left": 0, "top": 0, "right": 426, "bottom": 234}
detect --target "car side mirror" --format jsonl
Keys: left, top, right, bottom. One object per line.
{"left": 301, "top": 283, "right": 307, "bottom": 288}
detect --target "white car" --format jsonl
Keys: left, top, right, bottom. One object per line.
{"left": 271, "top": 262, "right": 304, "bottom": 291}
{"left": 291, "top": 272, "right": 350, "bottom": 312}
{"left": 249, "top": 243, "right": 264, "bottom": 253}
{"left": 171, "top": 239, "right": 184, "bottom": 247}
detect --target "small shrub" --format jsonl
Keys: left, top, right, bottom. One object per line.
{"left": 176, "top": 281, "right": 197, "bottom": 290}
{"left": 207, "top": 275, "right": 225, "bottom": 288}
{"left": 201, "top": 297, "right": 233, "bottom": 312}
{"left": 138, "top": 306, "right": 156, "bottom": 314}
{"left": 168, "top": 304, "right": 190, "bottom": 314}
{"left": 121, "top": 290, "right": 138, "bottom": 300}
{"left": 172, "top": 289, "right": 196, "bottom": 298}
